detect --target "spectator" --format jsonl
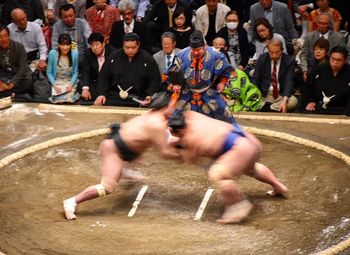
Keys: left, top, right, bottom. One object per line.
{"left": 297, "top": 37, "right": 329, "bottom": 96}
{"left": 153, "top": 31, "right": 179, "bottom": 89}
{"left": 194, "top": 0, "right": 230, "bottom": 46}
{"left": 79, "top": 32, "right": 116, "bottom": 102}
{"left": 40, "top": 0, "right": 56, "bottom": 11}
{"left": 52, "top": 4, "right": 91, "bottom": 61}
{"left": 306, "top": 36, "right": 329, "bottom": 74}
{"left": 144, "top": 0, "right": 192, "bottom": 48}
{"left": 1, "top": 0, "right": 46, "bottom": 25}
{"left": 212, "top": 37, "right": 236, "bottom": 67}
{"left": 251, "top": 38, "right": 298, "bottom": 113}
{"left": 7, "top": 8, "right": 48, "bottom": 72}
{"left": 109, "top": 0, "right": 152, "bottom": 53}
{"left": 86, "top": 0, "right": 120, "bottom": 43}
{"left": 168, "top": 6, "right": 193, "bottom": 49}
{"left": 110, "top": 0, "right": 149, "bottom": 20}
{"left": 251, "top": 18, "right": 286, "bottom": 62}
{"left": 42, "top": 9, "right": 57, "bottom": 50}
{"left": 172, "top": 30, "right": 235, "bottom": 123}
{"left": 216, "top": 10, "right": 250, "bottom": 70}
{"left": 300, "top": 13, "right": 346, "bottom": 81}
{"left": 297, "top": 0, "right": 315, "bottom": 39}
{"left": 47, "top": 33, "right": 80, "bottom": 103}
{"left": 0, "top": 25, "right": 33, "bottom": 99}
{"left": 301, "top": 46, "right": 350, "bottom": 116}
{"left": 94, "top": 33, "right": 160, "bottom": 106}
{"left": 249, "top": 0, "right": 297, "bottom": 55}
{"left": 308, "top": 0, "right": 342, "bottom": 32}
{"left": 54, "top": 0, "right": 86, "bottom": 19}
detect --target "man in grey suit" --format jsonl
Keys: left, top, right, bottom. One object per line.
{"left": 300, "top": 13, "right": 346, "bottom": 81}
{"left": 249, "top": 0, "right": 297, "bottom": 54}
{"left": 153, "top": 32, "right": 179, "bottom": 90}
{"left": 251, "top": 38, "right": 298, "bottom": 113}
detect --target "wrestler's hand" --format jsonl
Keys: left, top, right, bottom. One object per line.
{"left": 94, "top": 95, "right": 106, "bottom": 106}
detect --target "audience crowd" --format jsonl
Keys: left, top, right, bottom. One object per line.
{"left": 0, "top": 0, "right": 349, "bottom": 116}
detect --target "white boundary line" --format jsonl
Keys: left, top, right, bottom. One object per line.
{"left": 194, "top": 188, "right": 214, "bottom": 221}
{"left": 36, "top": 104, "right": 350, "bottom": 125}
{"left": 128, "top": 185, "right": 149, "bottom": 217}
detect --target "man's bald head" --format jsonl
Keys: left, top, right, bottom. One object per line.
{"left": 11, "top": 8, "right": 28, "bottom": 31}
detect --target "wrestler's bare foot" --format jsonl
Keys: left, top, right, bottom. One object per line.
{"left": 63, "top": 197, "right": 77, "bottom": 220}
{"left": 216, "top": 199, "right": 253, "bottom": 224}
{"left": 267, "top": 183, "right": 288, "bottom": 197}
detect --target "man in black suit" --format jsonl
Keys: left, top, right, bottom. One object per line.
{"left": 251, "top": 38, "right": 298, "bottom": 113}
{"left": 94, "top": 33, "right": 161, "bottom": 106}
{"left": 144, "top": 0, "right": 192, "bottom": 48}
{"left": 79, "top": 33, "right": 116, "bottom": 103}
{"left": 109, "top": 0, "right": 152, "bottom": 53}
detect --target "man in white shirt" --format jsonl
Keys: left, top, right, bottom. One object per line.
{"left": 7, "top": 8, "right": 48, "bottom": 71}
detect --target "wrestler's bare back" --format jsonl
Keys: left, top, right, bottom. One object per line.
{"left": 181, "top": 111, "right": 234, "bottom": 158}
{"left": 118, "top": 110, "right": 173, "bottom": 155}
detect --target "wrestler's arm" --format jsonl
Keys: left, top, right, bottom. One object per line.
{"left": 178, "top": 144, "right": 198, "bottom": 164}
{"left": 155, "top": 129, "right": 181, "bottom": 159}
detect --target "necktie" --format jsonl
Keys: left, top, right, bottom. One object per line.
{"left": 166, "top": 55, "right": 172, "bottom": 68}
{"left": 168, "top": 9, "right": 173, "bottom": 28}
{"left": 271, "top": 61, "right": 278, "bottom": 99}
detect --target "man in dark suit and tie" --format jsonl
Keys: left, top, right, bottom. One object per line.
{"left": 109, "top": 0, "right": 152, "bottom": 53}
{"left": 251, "top": 38, "right": 298, "bottom": 113}
{"left": 79, "top": 32, "right": 116, "bottom": 103}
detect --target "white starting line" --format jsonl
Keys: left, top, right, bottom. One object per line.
{"left": 127, "top": 186, "right": 214, "bottom": 220}
{"left": 128, "top": 185, "right": 149, "bottom": 217}
{"left": 194, "top": 188, "right": 214, "bottom": 221}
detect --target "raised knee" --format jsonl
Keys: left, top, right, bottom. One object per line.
{"left": 208, "top": 164, "right": 230, "bottom": 184}
{"left": 98, "top": 177, "right": 118, "bottom": 195}
{"left": 99, "top": 139, "right": 116, "bottom": 155}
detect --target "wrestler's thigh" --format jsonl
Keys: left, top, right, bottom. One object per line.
{"left": 99, "top": 140, "right": 123, "bottom": 181}
{"left": 216, "top": 137, "right": 258, "bottom": 178}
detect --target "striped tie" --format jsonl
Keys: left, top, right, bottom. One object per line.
{"left": 166, "top": 55, "right": 172, "bottom": 68}
{"left": 271, "top": 61, "right": 278, "bottom": 99}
